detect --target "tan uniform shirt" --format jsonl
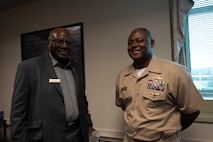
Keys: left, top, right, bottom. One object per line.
{"left": 116, "top": 56, "right": 205, "bottom": 141}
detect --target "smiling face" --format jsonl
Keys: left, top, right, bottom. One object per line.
{"left": 48, "top": 28, "right": 72, "bottom": 65}
{"left": 127, "top": 28, "right": 154, "bottom": 68}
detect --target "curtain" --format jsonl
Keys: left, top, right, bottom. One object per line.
{"left": 169, "top": 0, "right": 194, "bottom": 65}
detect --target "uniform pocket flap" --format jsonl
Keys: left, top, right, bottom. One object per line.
{"left": 143, "top": 91, "right": 166, "bottom": 101}
{"left": 29, "top": 120, "right": 42, "bottom": 129}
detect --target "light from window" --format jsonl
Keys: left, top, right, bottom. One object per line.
{"left": 188, "top": 0, "right": 213, "bottom": 100}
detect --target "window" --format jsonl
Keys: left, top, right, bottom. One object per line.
{"left": 186, "top": 0, "right": 213, "bottom": 122}
{"left": 187, "top": 0, "right": 213, "bottom": 100}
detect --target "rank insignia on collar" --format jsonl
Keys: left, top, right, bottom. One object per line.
{"left": 147, "top": 79, "right": 165, "bottom": 91}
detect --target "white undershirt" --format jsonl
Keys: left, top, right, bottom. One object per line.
{"left": 136, "top": 68, "right": 146, "bottom": 77}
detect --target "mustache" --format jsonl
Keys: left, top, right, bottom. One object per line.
{"left": 58, "top": 47, "right": 70, "bottom": 51}
{"left": 128, "top": 48, "right": 140, "bottom": 52}
{"left": 128, "top": 45, "right": 141, "bottom": 51}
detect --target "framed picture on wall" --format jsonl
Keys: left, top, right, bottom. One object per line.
{"left": 21, "top": 23, "right": 85, "bottom": 78}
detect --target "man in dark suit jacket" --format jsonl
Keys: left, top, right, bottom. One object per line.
{"left": 11, "top": 27, "right": 95, "bottom": 142}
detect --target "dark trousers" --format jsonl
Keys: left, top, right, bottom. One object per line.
{"left": 63, "top": 122, "right": 83, "bottom": 142}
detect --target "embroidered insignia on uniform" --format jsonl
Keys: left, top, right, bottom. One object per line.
{"left": 147, "top": 79, "right": 165, "bottom": 91}
{"left": 152, "top": 76, "right": 163, "bottom": 80}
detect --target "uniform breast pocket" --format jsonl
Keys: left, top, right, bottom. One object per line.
{"left": 143, "top": 90, "right": 166, "bottom": 108}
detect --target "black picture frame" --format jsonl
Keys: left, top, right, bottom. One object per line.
{"left": 21, "top": 23, "right": 85, "bottom": 79}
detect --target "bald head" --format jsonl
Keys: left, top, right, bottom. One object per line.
{"left": 48, "top": 27, "right": 71, "bottom": 40}
{"left": 129, "top": 28, "right": 153, "bottom": 41}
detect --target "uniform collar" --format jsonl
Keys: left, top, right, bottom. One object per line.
{"left": 124, "top": 55, "right": 162, "bottom": 77}
{"left": 146, "top": 55, "right": 162, "bottom": 74}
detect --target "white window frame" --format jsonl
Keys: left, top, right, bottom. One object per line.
{"left": 185, "top": 1, "right": 213, "bottom": 123}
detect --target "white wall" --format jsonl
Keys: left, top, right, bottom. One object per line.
{"left": 0, "top": 0, "right": 212, "bottom": 141}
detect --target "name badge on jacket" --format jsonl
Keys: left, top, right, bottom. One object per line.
{"left": 49, "top": 79, "right": 60, "bottom": 83}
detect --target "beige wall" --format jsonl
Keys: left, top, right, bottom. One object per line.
{"left": 0, "top": 0, "right": 212, "bottom": 141}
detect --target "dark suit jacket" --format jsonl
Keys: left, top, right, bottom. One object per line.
{"left": 11, "top": 53, "right": 93, "bottom": 142}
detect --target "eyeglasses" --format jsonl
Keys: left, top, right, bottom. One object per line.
{"left": 49, "top": 39, "right": 71, "bottom": 46}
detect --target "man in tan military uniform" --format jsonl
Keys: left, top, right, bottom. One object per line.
{"left": 116, "top": 28, "right": 205, "bottom": 142}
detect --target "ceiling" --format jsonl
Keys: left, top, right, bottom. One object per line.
{"left": 0, "top": 0, "right": 35, "bottom": 12}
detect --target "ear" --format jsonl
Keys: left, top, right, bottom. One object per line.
{"left": 47, "top": 41, "right": 51, "bottom": 49}
{"left": 151, "top": 39, "right": 155, "bottom": 47}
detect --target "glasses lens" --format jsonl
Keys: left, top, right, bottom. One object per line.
{"left": 51, "top": 40, "right": 70, "bottom": 46}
